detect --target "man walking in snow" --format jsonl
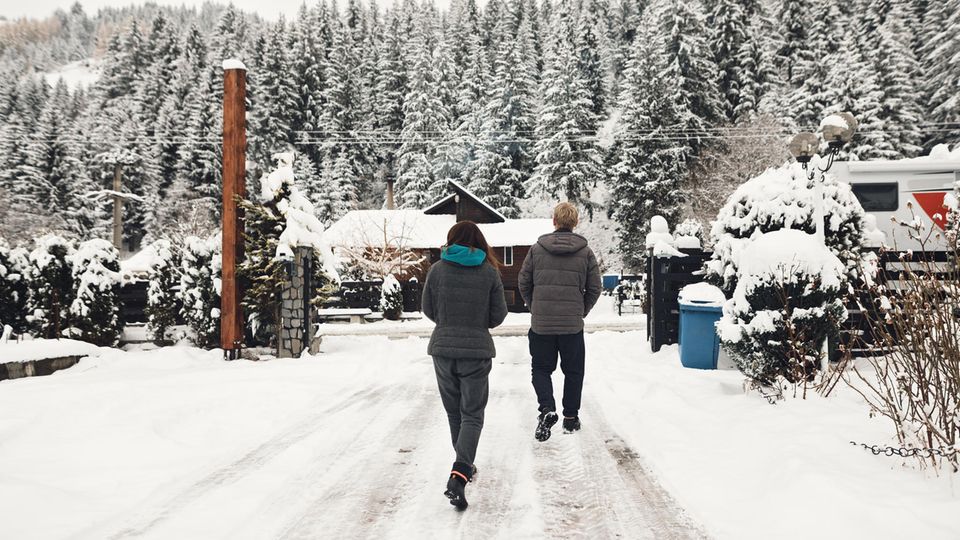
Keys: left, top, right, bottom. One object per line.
{"left": 518, "top": 202, "right": 602, "bottom": 441}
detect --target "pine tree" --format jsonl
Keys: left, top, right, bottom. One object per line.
{"left": 179, "top": 235, "right": 221, "bottom": 349}
{"left": 775, "top": 0, "right": 816, "bottom": 87}
{"left": 69, "top": 239, "right": 123, "bottom": 346}
{"left": 527, "top": 13, "right": 603, "bottom": 207}
{"left": 395, "top": 26, "right": 449, "bottom": 208}
{"left": 26, "top": 235, "right": 76, "bottom": 339}
{"left": 709, "top": 0, "right": 753, "bottom": 121}
{"left": 609, "top": 21, "right": 686, "bottom": 269}
{"left": 251, "top": 18, "right": 299, "bottom": 168}
{"left": 659, "top": 0, "right": 723, "bottom": 156}
{"left": 921, "top": 0, "right": 960, "bottom": 146}
{"left": 0, "top": 240, "right": 30, "bottom": 334}
{"left": 145, "top": 239, "right": 181, "bottom": 344}
{"left": 374, "top": 8, "right": 408, "bottom": 181}
{"left": 869, "top": 12, "right": 924, "bottom": 158}
{"left": 139, "top": 12, "right": 181, "bottom": 130}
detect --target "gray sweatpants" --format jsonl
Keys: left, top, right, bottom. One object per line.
{"left": 432, "top": 356, "right": 492, "bottom": 467}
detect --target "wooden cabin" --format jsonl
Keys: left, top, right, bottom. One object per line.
{"left": 324, "top": 180, "right": 553, "bottom": 311}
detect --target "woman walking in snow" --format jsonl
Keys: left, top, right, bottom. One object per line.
{"left": 421, "top": 221, "right": 509, "bottom": 510}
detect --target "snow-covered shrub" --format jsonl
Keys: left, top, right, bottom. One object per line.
{"left": 26, "top": 235, "right": 76, "bottom": 338}
{"left": 145, "top": 239, "right": 182, "bottom": 344}
{"left": 179, "top": 235, "right": 221, "bottom": 349}
{"left": 705, "top": 161, "right": 868, "bottom": 296}
{"left": 240, "top": 152, "right": 339, "bottom": 349}
{"left": 0, "top": 239, "right": 30, "bottom": 334}
{"left": 717, "top": 230, "right": 847, "bottom": 389}
{"left": 69, "top": 239, "right": 123, "bottom": 346}
{"left": 674, "top": 218, "right": 703, "bottom": 249}
{"left": 380, "top": 274, "right": 403, "bottom": 320}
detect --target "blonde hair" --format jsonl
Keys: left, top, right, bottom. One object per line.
{"left": 553, "top": 202, "right": 579, "bottom": 230}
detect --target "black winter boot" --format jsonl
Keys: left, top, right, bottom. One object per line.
{"left": 535, "top": 410, "right": 559, "bottom": 442}
{"left": 444, "top": 461, "right": 473, "bottom": 510}
{"left": 562, "top": 416, "right": 581, "bottom": 433}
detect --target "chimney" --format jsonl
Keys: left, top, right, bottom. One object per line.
{"left": 386, "top": 178, "right": 395, "bottom": 210}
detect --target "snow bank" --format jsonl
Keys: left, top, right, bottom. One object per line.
{"left": 0, "top": 338, "right": 104, "bottom": 362}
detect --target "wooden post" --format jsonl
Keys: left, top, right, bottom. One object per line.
{"left": 222, "top": 60, "right": 247, "bottom": 360}
{"left": 386, "top": 178, "right": 395, "bottom": 210}
{"left": 112, "top": 164, "right": 123, "bottom": 251}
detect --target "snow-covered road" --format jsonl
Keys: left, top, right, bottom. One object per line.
{"left": 93, "top": 338, "right": 701, "bottom": 540}
{"left": 2, "top": 331, "right": 958, "bottom": 540}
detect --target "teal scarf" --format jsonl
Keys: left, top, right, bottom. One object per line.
{"left": 441, "top": 244, "right": 486, "bottom": 267}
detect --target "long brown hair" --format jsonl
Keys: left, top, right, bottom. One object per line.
{"left": 446, "top": 221, "right": 502, "bottom": 270}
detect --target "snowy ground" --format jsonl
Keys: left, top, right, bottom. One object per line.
{"left": 1, "top": 332, "right": 958, "bottom": 539}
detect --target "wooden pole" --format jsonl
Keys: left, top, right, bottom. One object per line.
{"left": 112, "top": 163, "right": 122, "bottom": 251}
{"left": 222, "top": 61, "right": 247, "bottom": 360}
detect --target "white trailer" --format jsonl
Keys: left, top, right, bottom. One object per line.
{"left": 830, "top": 159, "right": 960, "bottom": 251}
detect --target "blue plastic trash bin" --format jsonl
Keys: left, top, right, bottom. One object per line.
{"left": 602, "top": 274, "right": 620, "bottom": 290}
{"left": 678, "top": 300, "right": 723, "bottom": 369}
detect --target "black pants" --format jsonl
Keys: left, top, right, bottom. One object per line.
{"left": 529, "top": 330, "right": 585, "bottom": 418}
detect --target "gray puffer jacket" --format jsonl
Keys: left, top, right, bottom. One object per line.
{"left": 422, "top": 260, "right": 509, "bottom": 358}
{"left": 518, "top": 230, "right": 602, "bottom": 335}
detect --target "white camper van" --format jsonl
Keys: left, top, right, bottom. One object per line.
{"left": 830, "top": 159, "right": 960, "bottom": 251}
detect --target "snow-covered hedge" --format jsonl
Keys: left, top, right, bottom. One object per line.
{"left": 179, "top": 235, "right": 221, "bottom": 349}
{"left": 0, "top": 239, "right": 30, "bottom": 334}
{"left": 705, "top": 161, "right": 868, "bottom": 296}
{"left": 145, "top": 239, "right": 182, "bottom": 344}
{"left": 717, "top": 230, "right": 847, "bottom": 386}
{"left": 26, "top": 235, "right": 76, "bottom": 339}
{"left": 68, "top": 239, "right": 123, "bottom": 346}
{"left": 380, "top": 274, "right": 403, "bottom": 320}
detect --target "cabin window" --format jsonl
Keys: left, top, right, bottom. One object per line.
{"left": 851, "top": 183, "right": 899, "bottom": 212}
{"left": 502, "top": 246, "right": 514, "bottom": 266}
{"left": 504, "top": 290, "right": 516, "bottom": 305}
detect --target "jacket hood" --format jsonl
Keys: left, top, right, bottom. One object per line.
{"left": 537, "top": 231, "right": 588, "bottom": 255}
{"left": 441, "top": 244, "right": 487, "bottom": 267}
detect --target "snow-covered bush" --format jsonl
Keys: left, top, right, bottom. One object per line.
{"left": 717, "top": 230, "right": 847, "bottom": 389}
{"left": 380, "top": 274, "right": 403, "bottom": 320}
{"left": 69, "top": 239, "right": 123, "bottom": 346}
{"left": 145, "top": 239, "right": 182, "bottom": 344}
{"left": 0, "top": 239, "right": 30, "bottom": 334}
{"left": 26, "top": 235, "right": 76, "bottom": 338}
{"left": 674, "top": 218, "right": 703, "bottom": 249}
{"left": 179, "top": 235, "right": 221, "bottom": 349}
{"left": 705, "top": 161, "right": 868, "bottom": 296}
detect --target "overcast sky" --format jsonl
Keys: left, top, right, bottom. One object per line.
{"left": 2, "top": 0, "right": 455, "bottom": 21}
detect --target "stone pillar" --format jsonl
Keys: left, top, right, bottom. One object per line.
{"left": 278, "top": 247, "right": 315, "bottom": 358}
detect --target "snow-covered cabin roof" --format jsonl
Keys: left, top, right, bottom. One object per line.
{"left": 324, "top": 210, "right": 552, "bottom": 249}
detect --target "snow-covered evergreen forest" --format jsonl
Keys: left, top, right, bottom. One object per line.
{"left": 1, "top": 0, "right": 958, "bottom": 269}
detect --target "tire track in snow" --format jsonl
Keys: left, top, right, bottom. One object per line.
{"left": 531, "top": 400, "right": 708, "bottom": 540}
{"left": 276, "top": 377, "right": 440, "bottom": 539}
{"left": 106, "top": 384, "right": 393, "bottom": 539}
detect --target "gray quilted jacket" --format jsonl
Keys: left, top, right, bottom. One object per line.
{"left": 422, "top": 260, "right": 509, "bottom": 358}
{"left": 518, "top": 230, "right": 602, "bottom": 335}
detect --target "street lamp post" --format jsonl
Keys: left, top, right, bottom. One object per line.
{"left": 788, "top": 112, "right": 859, "bottom": 243}
{"left": 787, "top": 112, "right": 858, "bottom": 371}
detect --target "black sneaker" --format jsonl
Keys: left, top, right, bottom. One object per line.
{"left": 444, "top": 462, "right": 473, "bottom": 510}
{"left": 562, "top": 416, "right": 581, "bottom": 433}
{"left": 535, "top": 410, "right": 559, "bottom": 442}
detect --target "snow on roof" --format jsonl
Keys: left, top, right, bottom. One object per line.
{"left": 119, "top": 244, "right": 160, "bottom": 278}
{"left": 324, "top": 210, "right": 454, "bottom": 249}
{"left": 324, "top": 210, "right": 552, "bottom": 249}
{"left": 477, "top": 219, "right": 554, "bottom": 246}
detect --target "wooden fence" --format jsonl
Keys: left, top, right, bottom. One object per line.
{"left": 646, "top": 249, "right": 712, "bottom": 352}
